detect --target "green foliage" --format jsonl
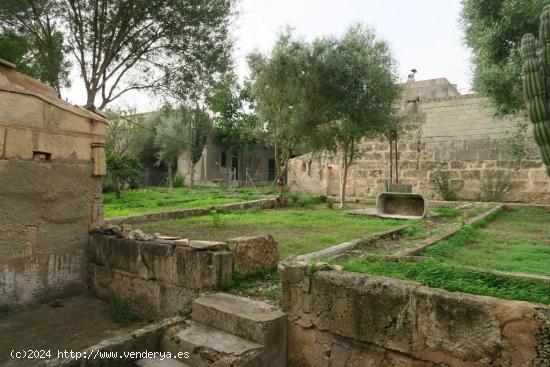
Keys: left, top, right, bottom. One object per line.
{"left": 431, "top": 171, "right": 458, "bottom": 201}
{"left": 461, "top": 0, "right": 550, "bottom": 115}
{"left": 210, "top": 209, "right": 227, "bottom": 227}
{"left": 0, "top": 1, "right": 71, "bottom": 93}
{"left": 248, "top": 29, "right": 315, "bottom": 197}
{"left": 110, "top": 293, "right": 139, "bottom": 326}
{"left": 1, "top": 0, "right": 234, "bottom": 110}
{"left": 336, "top": 258, "right": 550, "bottom": 304}
{"left": 209, "top": 72, "right": 259, "bottom": 151}
{"left": 151, "top": 105, "right": 212, "bottom": 186}
{"left": 520, "top": 5, "right": 550, "bottom": 176}
{"left": 173, "top": 173, "right": 185, "bottom": 188}
{"left": 308, "top": 24, "right": 401, "bottom": 207}
{"left": 500, "top": 122, "right": 529, "bottom": 161}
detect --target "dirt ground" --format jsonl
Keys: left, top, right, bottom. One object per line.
{"left": 0, "top": 294, "right": 144, "bottom": 366}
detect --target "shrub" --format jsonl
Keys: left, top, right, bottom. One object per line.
{"left": 110, "top": 292, "right": 139, "bottom": 326}
{"left": 173, "top": 173, "right": 185, "bottom": 188}
{"left": 481, "top": 170, "right": 512, "bottom": 202}
{"left": 431, "top": 171, "right": 458, "bottom": 201}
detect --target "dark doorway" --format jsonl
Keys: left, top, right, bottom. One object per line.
{"left": 268, "top": 158, "right": 276, "bottom": 181}
{"left": 231, "top": 156, "right": 239, "bottom": 180}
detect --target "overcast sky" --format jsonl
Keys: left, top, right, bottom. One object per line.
{"left": 62, "top": 0, "right": 473, "bottom": 112}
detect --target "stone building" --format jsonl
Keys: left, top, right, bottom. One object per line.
{"left": 0, "top": 59, "right": 107, "bottom": 309}
{"left": 288, "top": 78, "right": 550, "bottom": 203}
{"left": 177, "top": 133, "right": 275, "bottom": 186}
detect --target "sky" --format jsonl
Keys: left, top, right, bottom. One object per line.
{"left": 62, "top": 0, "right": 473, "bottom": 112}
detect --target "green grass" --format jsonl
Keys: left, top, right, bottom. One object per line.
{"left": 223, "top": 267, "right": 281, "bottom": 301}
{"left": 102, "top": 186, "right": 277, "bottom": 218}
{"left": 141, "top": 206, "right": 404, "bottom": 259}
{"left": 431, "top": 207, "right": 462, "bottom": 218}
{"left": 333, "top": 258, "right": 550, "bottom": 304}
{"left": 424, "top": 208, "right": 550, "bottom": 277}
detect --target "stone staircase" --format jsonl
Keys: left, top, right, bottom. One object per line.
{"left": 135, "top": 293, "right": 287, "bottom": 367}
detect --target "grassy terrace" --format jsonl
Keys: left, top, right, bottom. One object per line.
{"left": 140, "top": 204, "right": 404, "bottom": 259}
{"left": 332, "top": 207, "right": 550, "bottom": 304}
{"left": 103, "top": 186, "right": 276, "bottom": 218}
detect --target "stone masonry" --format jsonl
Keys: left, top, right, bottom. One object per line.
{"left": 288, "top": 78, "right": 550, "bottom": 203}
{"left": 0, "top": 59, "right": 107, "bottom": 309}
{"left": 279, "top": 260, "right": 550, "bottom": 367}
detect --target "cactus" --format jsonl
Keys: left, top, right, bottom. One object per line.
{"left": 521, "top": 5, "right": 550, "bottom": 176}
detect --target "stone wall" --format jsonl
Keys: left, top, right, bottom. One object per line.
{"left": 279, "top": 260, "right": 550, "bottom": 367}
{"left": 288, "top": 79, "right": 550, "bottom": 203}
{"left": 88, "top": 233, "right": 233, "bottom": 318}
{"left": 0, "top": 60, "right": 107, "bottom": 309}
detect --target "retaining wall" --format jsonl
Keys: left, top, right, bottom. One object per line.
{"left": 87, "top": 234, "right": 233, "bottom": 318}
{"left": 279, "top": 260, "right": 550, "bottom": 367}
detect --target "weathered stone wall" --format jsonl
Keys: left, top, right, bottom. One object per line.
{"left": 279, "top": 261, "right": 550, "bottom": 367}
{"left": 0, "top": 60, "right": 107, "bottom": 309}
{"left": 288, "top": 79, "right": 550, "bottom": 203}
{"left": 88, "top": 234, "right": 233, "bottom": 318}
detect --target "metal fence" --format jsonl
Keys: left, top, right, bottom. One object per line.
{"left": 105, "top": 167, "right": 278, "bottom": 191}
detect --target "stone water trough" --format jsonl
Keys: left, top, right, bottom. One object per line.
{"left": 376, "top": 192, "right": 429, "bottom": 220}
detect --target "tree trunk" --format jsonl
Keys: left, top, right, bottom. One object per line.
{"left": 167, "top": 166, "right": 173, "bottom": 189}
{"left": 339, "top": 158, "right": 349, "bottom": 208}
{"left": 339, "top": 139, "right": 354, "bottom": 208}
{"left": 189, "top": 159, "right": 195, "bottom": 188}
{"left": 112, "top": 173, "right": 121, "bottom": 199}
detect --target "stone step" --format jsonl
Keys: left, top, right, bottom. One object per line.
{"left": 135, "top": 358, "right": 191, "bottom": 367}
{"left": 192, "top": 293, "right": 286, "bottom": 343}
{"left": 160, "top": 320, "right": 263, "bottom": 367}
{"left": 191, "top": 293, "right": 287, "bottom": 367}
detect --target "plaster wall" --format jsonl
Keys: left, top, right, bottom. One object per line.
{"left": 0, "top": 61, "right": 106, "bottom": 309}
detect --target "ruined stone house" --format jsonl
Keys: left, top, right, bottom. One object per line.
{"left": 0, "top": 59, "right": 107, "bottom": 309}
{"left": 177, "top": 133, "right": 275, "bottom": 186}
{"left": 288, "top": 77, "right": 550, "bottom": 203}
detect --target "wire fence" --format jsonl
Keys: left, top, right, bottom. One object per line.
{"left": 105, "top": 167, "right": 278, "bottom": 191}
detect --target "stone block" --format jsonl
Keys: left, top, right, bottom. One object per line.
{"left": 4, "top": 128, "right": 33, "bottom": 159}
{"left": 227, "top": 234, "right": 278, "bottom": 275}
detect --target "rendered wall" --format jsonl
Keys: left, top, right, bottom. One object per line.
{"left": 279, "top": 261, "right": 550, "bottom": 367}
{"left": 288, "top": 79, "right": 550, "bottom": 203}
{"left": 0, "top": 60, "right": 106, "bottom": 309}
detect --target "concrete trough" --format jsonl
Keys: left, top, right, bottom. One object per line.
{"left": 376, "top": 192, "right": 428, "bottom": 220}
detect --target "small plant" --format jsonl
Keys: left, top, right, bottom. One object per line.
{"left": 480, "top": 170, "right": 512, "bottom": 202}
{"left": 110, "top": 292, "right": 139, "bottom": 326}
{"left": 431, "top": 171, "right": 458, "bottom": 201}
{"left": 211, "top": 209, "right": 226, "bottom": 227}
{"left": 173, "top": 173, "right": 185, "bottom": 188}
{"left": 326, "top": 199, "right": 334, "bottom": 209}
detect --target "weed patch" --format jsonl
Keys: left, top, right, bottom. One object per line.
{"left": 110, "top": 293, "right": 139, "bottom": 326}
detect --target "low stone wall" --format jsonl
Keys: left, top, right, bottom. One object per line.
{"left": 40, "top": 316, "right": 186, "bottom": 367}
{"left": 279, "top": 260, "right": 550, "bottom": 367}
{"left": 88, "top": 233, "right": 233, "bottom": 318}
{"left": 105, "top": 197, "right": 279, "bottom": 225}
